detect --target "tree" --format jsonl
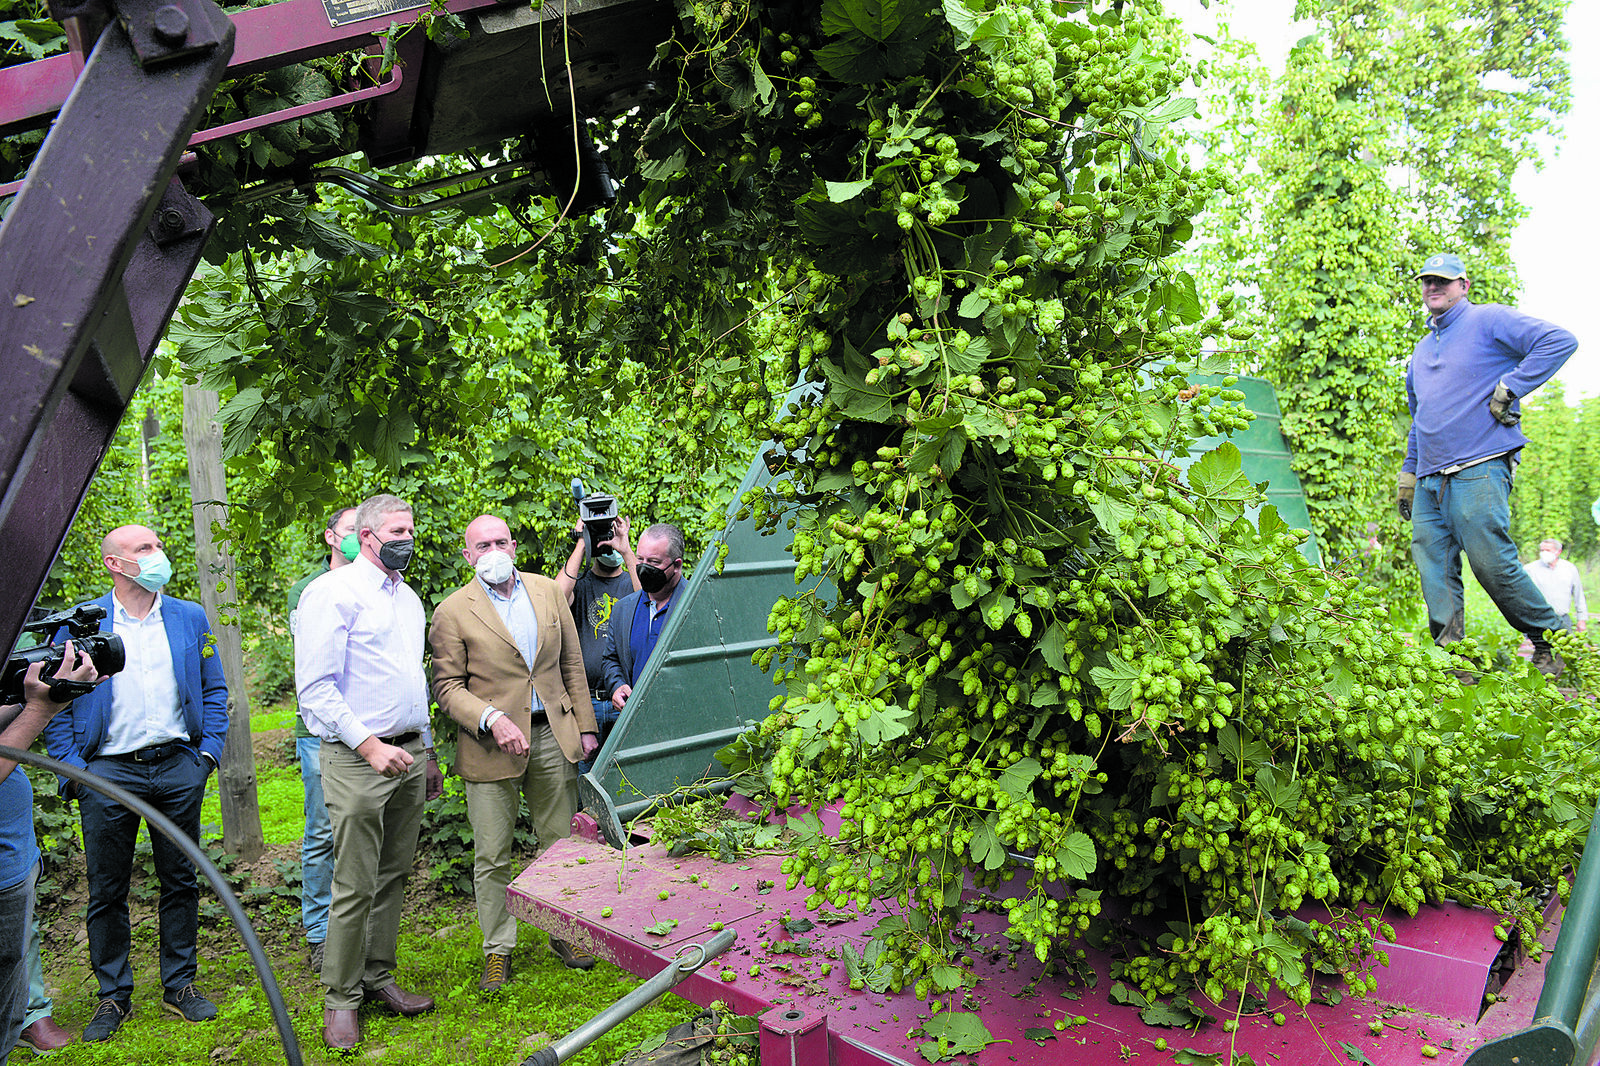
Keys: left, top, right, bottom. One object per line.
{"left": 1198, "top": 0, "right": 1570, "bottom": 611}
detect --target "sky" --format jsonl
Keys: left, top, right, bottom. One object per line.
{"left": 1166, "top": 1, "right": 1597, "bottom": 399}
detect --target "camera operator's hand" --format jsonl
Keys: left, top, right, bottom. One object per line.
{"left": 604, "top": 514, "right": 632, "bottom": 552}
{"left": 4, "top": 643, "right": 100, "bottom": 790}
{"left": 25, "top": 641, "right": 101, "bottom": 715}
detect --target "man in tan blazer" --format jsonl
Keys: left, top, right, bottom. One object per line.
{"left": 429, "top": 514, "right": 600, "bottom": 994}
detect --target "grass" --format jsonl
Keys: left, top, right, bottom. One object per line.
{"left": 32, "top": 700, "right": 699, "bottom": 1065}
{"left": 1456, "top": 552, "right": 1600, "bottom": 653}
{"left": 200, "top": 748, "right": 305, "bottom": 848}
{"left": 34, "top": 904, "right": 696, "bottom": 1066}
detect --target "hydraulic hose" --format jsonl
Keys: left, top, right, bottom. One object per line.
{"left": 0, "top": 745, "right": 303, "bottom": 1066}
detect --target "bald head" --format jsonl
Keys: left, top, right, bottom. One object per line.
{"left": 464, "top": 515, "right": 510, "bottom": 548}
{"left": 461, "top": 515, "right": 517, "bottom": 574}
{"left": 102, "top": 524, "right": 157, "bottom": 562}
{"left": 102, "top": 524, "right": 166, "bottom": 599}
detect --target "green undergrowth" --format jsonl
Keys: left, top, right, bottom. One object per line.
{"left": 34, "top": 705, "right": 696, "bottom": 1065}
{"left": 200, "top": 755, "right": 305, "bottom": 850}
{"left": 33, "top": 901, "right": 695, "bottom": 1066}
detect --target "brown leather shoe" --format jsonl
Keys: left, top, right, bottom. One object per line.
{"left": 363, "top": 983, "right": 435, "bottom": 1016}
{"left": 551, "top": 937, "right": 597, "bottom": 971}
{"left": 322, "top": 1008, "right": 359, "bottom": 1051}
{"left": 18, "top": 1016, "right": 74, "bottom": 1053}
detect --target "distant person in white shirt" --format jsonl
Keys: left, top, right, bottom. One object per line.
{"left": 1525, "top": 538, "right": 1588, "bottom": 633}
{"left": 294, "top": 494, "right": 443, "bottom": 1051}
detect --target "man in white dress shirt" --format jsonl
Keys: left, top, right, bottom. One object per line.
{"left": 40, "top": 525, "right": 228, "bottom": 1043}
{"left": 1525, "top": 537, "right": 1589, "bottom": 632}
{"left": 294, "top": 494, "right": 443, "bottom": 1050}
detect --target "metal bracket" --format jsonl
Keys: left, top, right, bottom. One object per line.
{"left": 0, "top": 2, "right": 233, "bottom": 654}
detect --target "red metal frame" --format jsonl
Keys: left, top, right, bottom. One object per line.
{"left": 508, "top": 808, "right": 1561, "bottom": 1066}
{"left": 0, "top": 0, "right": 500, "bottom": 132}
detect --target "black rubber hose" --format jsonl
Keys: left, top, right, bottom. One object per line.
{"left": 0, "top": 745, "right": 303, "bottom": 1066}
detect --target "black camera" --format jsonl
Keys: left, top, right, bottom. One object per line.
{"left": 579, "top": 492, "right": 618, "bottom": 546}
{"left": 2, "top": 603, "right": 125, "bottom": 706}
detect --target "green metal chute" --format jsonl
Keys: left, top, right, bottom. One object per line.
{"left": 578, "top": 375, "right": 1319, "bottom": 842}
{"left": 577, "top": 444, "right": 833, "bottom": 846}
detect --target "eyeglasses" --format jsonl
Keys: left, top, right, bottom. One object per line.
{"left": 1419, "top": 277, "right": 1461, "bottom": 289}
{"left": 640, "top": 557, "right": 679, "bottom": 569}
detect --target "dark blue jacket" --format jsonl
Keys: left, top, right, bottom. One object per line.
{"left": 600, "top": 582, "right": 686, "bottom": 694}
{"left": 41, "top": 591, "right": 229, "bottom": 792}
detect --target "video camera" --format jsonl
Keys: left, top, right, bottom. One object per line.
{"left": 571, "top": 479, "right": 618, "bottom": 557}
{"left": 1, "top": 603, "right": 125, "bottom": 705}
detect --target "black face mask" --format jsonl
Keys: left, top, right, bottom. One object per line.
{"left": 638, "top": 561, "right": 674, "bottom": 594}
{"left": 376, "top": 536, "right": 416, "bottom": 573}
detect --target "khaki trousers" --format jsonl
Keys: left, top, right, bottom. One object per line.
{"left": 319, "top": 738, "right": 426, "bottom": 1009}
{"left": 463, "top": 720, "right": 577, "bottom": 956}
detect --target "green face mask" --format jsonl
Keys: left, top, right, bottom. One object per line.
{"left": 339, "top": 533, "right": 360, "bottom": 562}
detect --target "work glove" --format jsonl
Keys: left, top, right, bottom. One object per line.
{"left": 1397, "top": 471, "right": 1416, "bottom": 521}
{"left": 1489, "top": 381, "right": 1520, "bottom": 426}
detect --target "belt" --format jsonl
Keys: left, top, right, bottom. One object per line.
{"left": 102, "top": 741, "right": 187, "bottom": 763}
{"left": 590, "top": 688, "right": 611, "bottom": 702}
{"left": 378, "top": 730, "right": 420, "bottom": 746}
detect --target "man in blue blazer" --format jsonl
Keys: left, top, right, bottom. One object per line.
{"left": 41, "top": 525, "right": 228, "bottom": 1043}
{"left": 600, "top": 523, "right": 688, "bottom": 713}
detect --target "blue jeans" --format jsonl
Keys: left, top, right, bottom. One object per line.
{"left": 297, "top": 736, "right": 334, "bottom": 944}
{"left": 578, "top": 698, "right": 619, "bottom": 776}
{"left": 1411, "top": 455, "right": 1568, "bottom": 651}
{"left": 79, "top": 748, "right": 208, "bottom": 1001}
{"left": 23, "top": 907, "right": 49, "bottom": 1027}
{"left": 0, "top": 863, "right": 37, "bottom": 1062}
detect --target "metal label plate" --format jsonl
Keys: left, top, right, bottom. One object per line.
{"left": 320, "top": 0, "right": 427, "bottom": 29}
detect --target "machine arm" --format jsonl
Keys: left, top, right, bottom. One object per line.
{"left": 0, "top": 0, "right": 235, "bottom": 655}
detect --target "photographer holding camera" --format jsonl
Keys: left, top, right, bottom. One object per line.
{"left": 555, "top": 498, "right": 639, "bottom": 761}
{"left": 1, "top": 648, "right": 101, "bottom": 1062}
{"left": 40, "top": 524, "right": 228, "bottom": 1042}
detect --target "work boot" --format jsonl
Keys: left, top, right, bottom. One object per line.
{"left": 1532, "top": 649, "right": 1564, "bottom": 678}
{"left": 479, "top": 953, "right": 512, "bottom": 994}
{"left": 551, "top": 938, "right": 597, "bottom": 970}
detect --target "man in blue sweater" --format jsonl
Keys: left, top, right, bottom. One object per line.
{"left": 1396, "top": 253, "right": 1579, "bottom": 674}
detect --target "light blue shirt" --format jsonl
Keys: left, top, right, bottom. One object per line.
{"left": 481, "top": 575, "right": 542, "bottom": 711}
{"left": 102, "top": 592, "right": 187, "bottom": 755}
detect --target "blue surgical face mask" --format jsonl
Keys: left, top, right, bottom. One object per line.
{"left": 123, "top": 549, "right": 172, "bottom": 592}
{"left": 339, "top": 532, "right": 360, "bottom": 562}
{"left": 595, "top": 549, "right": 625, "bottom": 570}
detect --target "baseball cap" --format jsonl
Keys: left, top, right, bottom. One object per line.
{"left": 1415, "top": 253, "right": 1467, "bottom": 280}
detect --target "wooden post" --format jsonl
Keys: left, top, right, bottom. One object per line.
{"left": 182, "top": 383, "right": 265, "bottom": 861}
